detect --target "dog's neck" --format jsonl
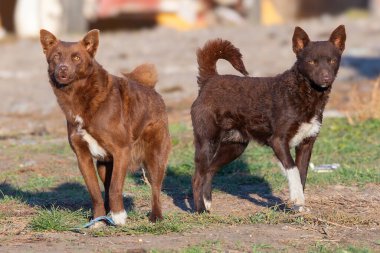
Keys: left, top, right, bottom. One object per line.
{"left": 52, "top": 61, "right": 112, "bottom": 124}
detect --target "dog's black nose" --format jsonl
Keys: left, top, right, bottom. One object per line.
{"left": 321, "top": 71, "right": 332, "bottom": 84}
{"left": 59, "top": 65, "right": 68, "bottom": 73}
{"left": 322, "top": 75, "right": 332, "bottom": 84}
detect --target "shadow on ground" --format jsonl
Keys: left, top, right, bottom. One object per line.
{"left": 0, "top": 182, "right": 135, "bottom": 214}
{"left": 160, "top": 155, "right": 283, "bottom": 212}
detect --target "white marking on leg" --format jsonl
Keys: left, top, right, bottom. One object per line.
{"left": 285, "top": 167, "right": 305, "bottom": 207}
{"left": 290, "top": 116, "right": 321, "bottom": 147}
{"left": 75, "top": 115, "right": 107, "bottom": 159}
{"left": 110, "top": 210, "right": 127, "bottom": 225}
{"left": 203, "top": 195, "right": 211, "bottom": 211}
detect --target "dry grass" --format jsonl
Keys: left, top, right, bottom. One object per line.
{"left": 346, "top": 78, "right": 380, "bottom": 124}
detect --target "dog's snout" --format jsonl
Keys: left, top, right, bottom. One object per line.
{"left": 321, "top": 71, "right": 332, "bottom": 84}
{"left": 55, "top": 64, "right": 71, "bottom": 83}
{"left": 58, "top": 65, "right": 68, "bottom": 73}
{"left": 322, "top": 75, "right": 331, "bottom": 83}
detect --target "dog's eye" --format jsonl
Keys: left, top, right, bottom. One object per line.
{"left": 329, "top": 59, "right": 336, "bottom": 64}
{"left": 307, "top": 60, "right": 316, "bottom": 65}
{"left": 53, "top": 54, "right": 60, "bottom": 60}
{"left": 72, "top": 56, "right": 80, "bottom": 61}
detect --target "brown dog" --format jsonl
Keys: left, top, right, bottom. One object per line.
{"left": 40, "top": 29, "right": 171, "bottom": 226}
{"left": 191, "top": 26, "right": 346, "bottom": 213}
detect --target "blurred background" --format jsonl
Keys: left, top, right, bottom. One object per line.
{"left": 0, "top": 0, "right": 380, "bottom": 136}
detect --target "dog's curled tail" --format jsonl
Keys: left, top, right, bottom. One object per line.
{"left": 197, "top": 39, "right": 248, "bottom": 88}
{"left": 122, "top": 63, "right": 158, "bottom": 88}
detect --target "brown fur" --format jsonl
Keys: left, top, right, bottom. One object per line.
{"left": 40, "top": 29, "right": 171, "bottom": 224}
{"left": 191, "top": 26, "right": 346, "bottom": 213}
{"left": 196, "top": 39, "right": 248, "bottom": 86}
{"left": 122, "top": 63, "right": 158, "bottom": 88}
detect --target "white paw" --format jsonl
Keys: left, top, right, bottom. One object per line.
{"left": 285, "top": 167, "right": 305, "bottom": 206}
{"left": 203, "top": 195, "right": 212, "bottom": 211}
{"left": 110, "top": 210, "right": 127, "bottom": 225}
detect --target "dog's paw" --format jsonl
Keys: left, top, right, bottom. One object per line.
{"left": 149, "top": 213, "right": 163, "bottom": 223}
{"left": 203, "top": 196, "right": 212, "bottom": 212}
{"left": 292, "top": 205, "right": 310, "bottom": 213}
{"left": 110, "top": 210, "right": 127, "bottom": 226}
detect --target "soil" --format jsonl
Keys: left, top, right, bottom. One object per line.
{"left": 1, "top": 14, "right": 380, "bottom": 252}
{"left": 0, "top": 182, "right": 379, "bottom": 252}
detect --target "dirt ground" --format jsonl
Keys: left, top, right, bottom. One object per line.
{"left": 1, "top": 14, "right": 380, "bottom": 252}
{"left": 1, "top": 182, "right": 379, "bottom": 252}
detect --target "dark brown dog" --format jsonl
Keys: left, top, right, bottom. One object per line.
{"left": 191, "top": 26, "right": 346, "bottom": 212}
{"left": 40, "top": 29, "right": 171, "bottom": 226}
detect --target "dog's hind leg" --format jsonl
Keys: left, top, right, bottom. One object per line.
{"left": 143, "top": 160, "right": 166, "bottom": 223}
{"left": 192, "top": 136, "right": 218, "bottom": 213}
{"left": 191, "top": 109, "right": 223, "bottom": 213}
{"left": 96, "top": 161, "right": 113, "bottom": 213}
{"left": 143, "top": 126, "right": 171, "bottom": 222}
{"left": 201, "top": 142, "right": 248, "bottom": 212}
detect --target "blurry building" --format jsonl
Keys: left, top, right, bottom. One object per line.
{"left": 0, "top": 0, "right": 378, "bottom": 37}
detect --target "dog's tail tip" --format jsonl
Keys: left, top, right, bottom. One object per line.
{"left": 122, "top": 63, "right": 158, "bottom": 88}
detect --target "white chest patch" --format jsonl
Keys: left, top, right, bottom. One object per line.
{"left": 289, "top": 116, "right": 321, "bottom": 147}
{"left": 75, "top": 116, "right": 107, "bottom": 159}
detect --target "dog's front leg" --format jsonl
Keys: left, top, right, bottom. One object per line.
{"left": 70, "top": 135, "right": 106, "bottom": 219}
{"left": 270, "top": 137, "right": 305, "bottom": 210}
{"left": 108, "top": 147, "right": 130, "bottom": 225}
{"left": 295, "top": 138, "right": 316, "bottom": 190}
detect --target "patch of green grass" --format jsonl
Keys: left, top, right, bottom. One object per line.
{"left": 0, "top": 191, "right": 24, "bottom": 204}
{"left": 87, "top": 208, "right": 312, "bottom": 237}
{"left": 166, "top": 118, "right": 380, "bottom": 198}
{"left": 252, "top": 243, "right": 273, "bottom": 253}
{"left": 26, "top": 202, "right": 372, "bottom": 235}
{"left": 11, "top": 137, "right": 73, "bottom": 157}
{"left": 30, "top": 206, "right": 88, "bottom": 231}
{"left": 89, "top": 212, "right": 222, "bottom": 236}
{"left": 182, "top": 240, "right": 222, "bottom": 253}
{"left": 22, "top": 176, "right": 56, "bottom": 191}
{"left": 308, "top": 243, "right": 373, "bottom": 253}
{"left": 151, "top": 240, "right": 223, "bottom": 253}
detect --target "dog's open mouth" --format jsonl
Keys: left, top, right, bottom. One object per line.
{"left": 55, "top": 73, "right": 74, "bottom": 85}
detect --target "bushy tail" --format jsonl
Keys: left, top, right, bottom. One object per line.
{"left": 197, "top": 39, "right": 248, "bottom": 88}
{"left": 122, "top": 63, "right": 158, "bottom": 88}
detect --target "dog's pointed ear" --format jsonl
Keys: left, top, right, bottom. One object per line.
{"left": 292, "top": 26, "right": 310, "bottom": 54}
{"left": 329, "top": 25, "right": 346, "bottom": 53}
{"left": 40, "top": 29, "right": 58, "bottom": 54}
{"left": 81, "top": 29, "right": 99, "bottom": 57}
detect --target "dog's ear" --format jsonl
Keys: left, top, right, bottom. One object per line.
{"left": 40, "top": 29, "right": 58, "bottom": 54}
{"left": 329, "top": 25, "right": 346, "bottom": 53}
{"left": 292, "top": 26, "right": 310, "bottom": 54}
{"left": 81, "top": 29, "right": 99, "bottom": 57}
